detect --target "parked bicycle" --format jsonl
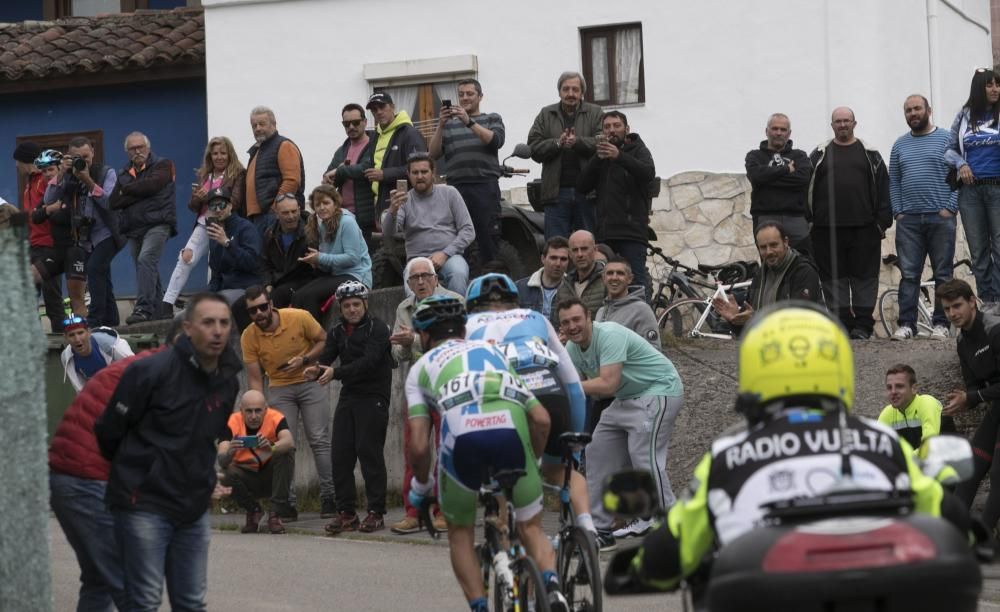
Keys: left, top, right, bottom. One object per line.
{"left": 877, "top": 255, "right": 974, "bottom": 338}
{"left": 419, "top": 468, "right": 551, "bottom": 612}
{"left": 544, "top": 432, "right": 601, "bottom": 612}
{"left": 647, "top": 244, "right": 756, "bottom": 315}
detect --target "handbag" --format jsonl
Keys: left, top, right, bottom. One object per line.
{"left": 946, "top": 167, "right": 961, "bottom": 192}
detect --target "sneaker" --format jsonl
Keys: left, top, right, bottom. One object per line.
{"left": 931, "top": 325, "right": 950, "bottom": 340}
{"left": 320, "top": 497, "right": 336, "bottom": 519}
{"left": 432, "top": 514, "right": 449, "bottom": 532}
{"left": 275, "top": 504, "right": 298, "bottom": 523}
{"left": 848, "top": 328, "right": 871, "bottom": 340}
{"left": 546, "top": 581, "right": 570, "bottom": 612}
{"left": 125, "top": 311, "right": 153, "bottom": 325}
{"left": 391, "top": 515, "right": 421, "bottom": 534}
{"left": 241, "top": 509, "right": 263, "bottom": 534}
{"left": 267, "top": 512, "right": 286, "bottom": 534}
{"left": 891, "top": 326, "right": 914, "bottom": 341}
{"left": 596, "top": 530, "right": 617, "bottom": 552}
{"left": 359, "top": 511, "right": 385, "bottom": 533}
{"left": 325, "top": 511, "right": 360, "bottom": 535}
{"left": 612, "top": 517, "right": 654, "bottom": 539}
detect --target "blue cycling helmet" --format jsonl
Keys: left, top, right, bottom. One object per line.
{"left": 466, "top": 273, "right": 519, "bottom": 311}
{"left": 34, "top": 149, "right": 63, "bottom": 170}
{"left": 412, "top": 295, "right": 466, "bottom": 331}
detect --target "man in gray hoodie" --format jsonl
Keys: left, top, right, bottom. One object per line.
{"left": 595, "top": 256, "right": 660, "bottom": 349}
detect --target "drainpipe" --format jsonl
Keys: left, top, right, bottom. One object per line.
{"left": 926, "top": 0, "right": 942, "bottom": 111}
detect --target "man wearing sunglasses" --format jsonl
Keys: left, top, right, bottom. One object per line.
{"left": 323, "top": 103, "right": 376, "bottom": 240}
{"left": 205, "top": 187, "right": 262, "bottom": 330}
{"left": 60, "top": 315, "right": 134, "bottom": 392}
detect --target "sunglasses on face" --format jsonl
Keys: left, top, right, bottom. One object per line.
{"left": 341, "top": 119, "right": 364, "bottom": 128}
{"left": 246, "top": 302, "right": 271, "bottom": 315}
{"left": 207, "top": 201, "right": 229, "bottom": 211}
{"left": 62, "top": 315, "right": 86, "bottom": 327}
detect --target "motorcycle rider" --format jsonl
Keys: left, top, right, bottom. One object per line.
{"left": 606, "top": 302, "right": 969, "bottom": 593}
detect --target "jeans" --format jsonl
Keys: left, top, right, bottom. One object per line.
{"left": 114, "top": 510, "right": 210, "bottom": 612}
{"left": 50, "top": 473, "right": 126, "bottom": 612}
{"left": 438, "top": 254, "right": 470, "bottom": 295}
{"left": 269, "top": 381, "right": 335, "bottom": 503}
{"left": 129, "top": 224, "right": 171, "bottom": 317}
{"left": 958, "top": 184, "right": 1000, "bottom": 302}
{"left": 606, "top": 238, "right": 650, "bottom": 293}
{"left": 87, "top": 237, "right": 122, "bottom": 327}
{"left": 544, "top": 187, "right": 594, "bottom": 241}
{"left": 894, "top": 212, "right": 957, "bottom": 330}
{"left": 454, "top": 182, "right": 501, "bottom": 263}
{"left": 163, "top": 223, "right": 208, "bottom": 306}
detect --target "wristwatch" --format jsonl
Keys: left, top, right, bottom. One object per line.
{"left": 224, "top": 238, "right": 231, "bottom": 248}
{"left": 466, "top": 118, "right": 475, "bottom": 128}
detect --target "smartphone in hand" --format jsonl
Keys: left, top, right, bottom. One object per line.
{"left": 396, "top": 179, "right": 408, "bottom": 193}
{"left": 237, "top": 435, "right": 258, "bottom": 449}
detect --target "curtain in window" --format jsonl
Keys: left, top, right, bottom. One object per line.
{"left": 433, "top": 81, "right": 459, "bottom": 108}
{"left": 383, "top": 86, "right": 419, "bottom": 118}
{"left": 591, "top": 37, "right": 610, "bottom": 102}
{"left": 615, "top": 27, "right": 642, "bottom": 104}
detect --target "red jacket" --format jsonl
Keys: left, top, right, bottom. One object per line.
{"left": 23, "top": 171, "right": 52, "bottom": 248}
{"left": 48, "top": 348, "right": 160, "bottom": 480}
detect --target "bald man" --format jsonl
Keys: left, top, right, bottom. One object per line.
{"left": 556, "top": 230, "right": 607, "bottom": 322}
{"left": 807, "top": 106, "right": 891, "bottom": 340}
{"left": 218, "top": 390, "right": 295, "bottom": 534}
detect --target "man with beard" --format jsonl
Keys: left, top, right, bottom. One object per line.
{"left": 712, "top": 222, "right": 822, "bottom": 333}
{"left": 323, "top": 103, "right": 376, "bottom": 240}
{"left": 745, "top": 113, "right": 813, "bottom": 255}
{"left": 577, "top": 111, "right": 656, "bottom": 293}
{"left": 888, "top": 94, "right": 958, "bottom": 341}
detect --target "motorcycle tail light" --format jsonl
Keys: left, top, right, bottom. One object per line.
{"left": 761, "top": 520, "right": 936, "bottom": 573}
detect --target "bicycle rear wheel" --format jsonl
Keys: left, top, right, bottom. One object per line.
{"left": 878, "top": 288, "right": 933, "bottom": 337}
{"left": 512, "top": 556, "right": 552, "bottom": 612}
{"left": 658, "top": 298, "right": 709, "bottom": 343}
{"left": 557, "top": 527, "right": 602, "bottom": 612}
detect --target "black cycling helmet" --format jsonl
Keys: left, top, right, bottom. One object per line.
{"left": 466, "top": 273, "right": 519, "bottom": 311}
{"left": 412, "top": 295, "right": 466, "bottom": 332}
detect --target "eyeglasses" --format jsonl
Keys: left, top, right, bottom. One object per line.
{"left": 408, "top": 272, "right": 436, "bottom": 283}
{"left": 341, "top": 119, "right": 364, "bottom": 128}
{"left": 246, "top": 302, "right": 271, "bottom": 315}
{"left": 207, "top": 201, "right": 229, "bottom": 211}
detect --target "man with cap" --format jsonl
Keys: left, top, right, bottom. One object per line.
{"left": 361, "top": 92, "right": 427, "bottom": 225}
{"left": 60, "top": 315, "right": 135, "bottom": 392}
{"left": 206, "top": 186, "right": 262, "bottom": 331}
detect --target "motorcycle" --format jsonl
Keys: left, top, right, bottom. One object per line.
{"left": 602, "top": 434, "right": 991, "bottom": 612}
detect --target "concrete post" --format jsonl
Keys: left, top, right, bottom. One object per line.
{"left": 0, "top": 222, "right": 52, "bottom": 610}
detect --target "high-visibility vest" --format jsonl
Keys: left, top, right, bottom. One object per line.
{"left": 227, "top": 408, "right": 285, "bottom": 472}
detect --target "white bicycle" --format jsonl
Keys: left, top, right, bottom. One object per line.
{"left": 658, "top": 280, "right": 754, "bottom": 342}
{"left": 877, "top": 255, "right": 973, "bottom": 337}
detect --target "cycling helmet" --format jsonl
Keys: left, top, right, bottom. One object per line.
{"left": 738, "top": 301, "right": 854, "bottom": 411}
{"left": 412, "top": 295, "right": 466, "bottom": 332}
{"left": 34, "top": 149, "right": 63, "bottom": 170}
{"left": 335, "top": 280, "right": 369, "bottom": 301}
{"left": 466, "top": 273, "right": 519, "bottom": 310}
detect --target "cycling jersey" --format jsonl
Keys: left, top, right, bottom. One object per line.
{"left": 877, "top": 394, "right": 943, "bottom": 449}
{"left": 405, "top": 338, "right": 543, "bottom": 525}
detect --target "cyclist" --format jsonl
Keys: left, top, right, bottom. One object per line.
{"left": 404, "top": 295, "right": 569, "bottom": 612}
{"left": 605, "top": 303, "right": 970, "bottom": 594}
{"left": 464, "top": 273, "right": 594, "bottom": 535}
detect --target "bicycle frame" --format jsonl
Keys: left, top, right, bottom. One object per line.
{"left": 687, "top": 281, "right": 753, "bottom": 339}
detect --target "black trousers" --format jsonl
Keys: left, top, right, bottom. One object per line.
{"left": 811, "top": 224, "right": 881, "bottom": 334}
{"left": 291, "top": 274, "right": 355, "bottom": 323}
{"left": 270, "top": 276, "right": 316, "bottom": 309}
{"left": 332, "top": 393, "right": 389, "bottom": 515}
{"left": 455, "top": 182, "right": 501, "bottom": 263}
{"left": 222, "top": 452, "right": 293, "bottom": 512}
{"left": 956, "top": 401, "right": 1000, "bottom": 529}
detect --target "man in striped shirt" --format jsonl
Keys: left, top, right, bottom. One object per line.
{"left": 429, "top": 79, "right": 506, "bottom": 263}
{"left": 889, "top": 94, "right": 959, "bottom": 340}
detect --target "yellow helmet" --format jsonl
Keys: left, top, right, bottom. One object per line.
{"left": 738, "top": 303, "right": 854, "bottom": 411}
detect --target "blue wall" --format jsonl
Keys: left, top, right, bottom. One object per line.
{"left": 1, "top": 78, "right": 209, "bottom": 296}
{"left": 0, "top": 4, "right": 44, "bottom": 22}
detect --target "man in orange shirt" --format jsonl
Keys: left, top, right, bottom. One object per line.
{"left": 245, "top": 106, "right": 305, "bottom": 239}
{"left": 218, "top": 390, "right": 295, "bottom": 534}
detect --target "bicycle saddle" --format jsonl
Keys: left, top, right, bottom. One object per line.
{"left": 560, "top": 432, "right": 592, "bottom": 452}
{"left": 490, "top": 468, "right": 527, "bottom": 491}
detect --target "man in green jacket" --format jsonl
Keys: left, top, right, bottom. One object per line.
{"left": 528, "top": 71, "right": 603, "bottom": 241}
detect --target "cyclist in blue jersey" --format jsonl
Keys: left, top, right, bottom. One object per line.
{"left": 465, "top": 273, "right": 595, "bottom": 534}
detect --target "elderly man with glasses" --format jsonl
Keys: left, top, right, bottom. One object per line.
{"left": 385, "top": 257, "right": 464, "bottom": 535}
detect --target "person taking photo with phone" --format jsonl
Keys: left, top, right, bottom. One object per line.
{"left": 205, "top": 186, "right": 262, "bottom": 331}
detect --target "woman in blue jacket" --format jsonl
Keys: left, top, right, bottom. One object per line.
{"left": 292, "top": 185, "right": 372, "bottom": 322}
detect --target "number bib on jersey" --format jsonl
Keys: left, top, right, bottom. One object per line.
{"left": 436, "top": 370, "right": 533, "bottom": 412}
{"left": 499, "top": 339, "right": 559, "bottom": 372}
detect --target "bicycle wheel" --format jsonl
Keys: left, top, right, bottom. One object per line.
{"left": 512, "top": 556, "right": 552, "bottom": 612}
{"left": 557, "top": 527, "right": 602, "bottom": 612}
{"left": 658, "top": 298, "right": 708, "bottom": 343}
{"left": 878, "top": 288, "right": 934, "bottom": 337}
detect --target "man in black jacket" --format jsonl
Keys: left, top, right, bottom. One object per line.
{"left": 262, "top": 195, "right": 316, "bottom": 308}
{"left": 577, "top": 110, "right": 656, "bottom": 294}
{"left": 361, "top": 92, "right": 427, "bottom": 227}
{"left": 111, "top": 132, "right": 177, "bottom": 324}
{"left": 808, "top": 107, "right": 892, "bottom": 339}
{"left": 304, "top": 280, "right": 394, "bottom": 534}
{"left": 324, "top": 103, "right": 376, "bottom": 241}
{"left": 745, "top": 113, "right": 813, "bottom": 255}
{"left": 95, "top": 293, "right": 241, "bottom": 611}
{"left": 713, "top": 222, "right": 823, "bottom": 333}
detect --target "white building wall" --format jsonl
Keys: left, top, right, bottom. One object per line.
{"left": 203, "top": 0, "right": 991, "bottom": 188}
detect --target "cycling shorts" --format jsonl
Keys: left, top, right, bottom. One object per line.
{"left": 32, "top": 245, "right": 86, "bottom": 282}
{"left": 437, "top": 399, "right": 542, "bottom": 527}
{"left": 518, "top": 365, "right": 570, "bottom": 465}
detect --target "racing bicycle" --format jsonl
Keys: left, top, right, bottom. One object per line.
{"left": 877, "top": 255, "right": 974, "bottom": 337}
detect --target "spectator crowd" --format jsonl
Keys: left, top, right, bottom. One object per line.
{"left": 28, "top": 66, "right": 1000, "bottom": 610}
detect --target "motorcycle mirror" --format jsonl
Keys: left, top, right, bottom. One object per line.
{"left": 511, "top": 143, "right": 532, "bottom": 159}
{"left": 603, "top": 469, "right": 659, "bottom": 517}
{"left": 919, "top": 435, "right": 974, "bottom": 484}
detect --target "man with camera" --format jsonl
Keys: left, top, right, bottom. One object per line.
{"left": 110, "top": 132, "right": 177, "bottom": 325}
{"left": 46, "top": 137, "right": 122, "bottom": 327}
{"left": 218, "top": 390, "right": 295, "bottom": 535}
{"left": 429, "top": 79, "right": 506, "bottom": 264}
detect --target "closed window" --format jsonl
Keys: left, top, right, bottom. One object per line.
{"left": 581, "top": 23, "right": 645, "bottom": 106}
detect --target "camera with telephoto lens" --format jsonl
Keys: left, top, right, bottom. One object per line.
{"left": 71, "top": 155, "right": 87, "bottom": 172}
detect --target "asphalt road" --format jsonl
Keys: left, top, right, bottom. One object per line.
{"left": 49, "top": 517, "right": 679, "bottom": 611}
